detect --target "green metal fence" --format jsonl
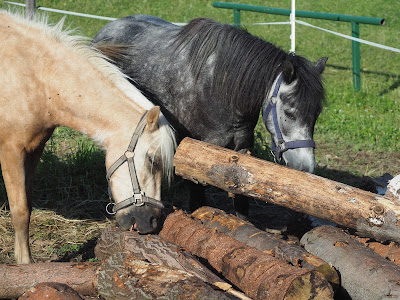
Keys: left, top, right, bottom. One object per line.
{"left": 213, "top": 2, "right": 385, "bottom": 91}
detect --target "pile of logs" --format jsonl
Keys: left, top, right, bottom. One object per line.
{"left": 2, "top": 138, "right": 400, "bottom": 299}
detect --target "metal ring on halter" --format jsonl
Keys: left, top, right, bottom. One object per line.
{"left": 105, "top": 202, "right": 116, "bottom": 215}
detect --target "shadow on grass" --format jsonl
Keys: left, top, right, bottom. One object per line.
{"left": 326, "top": 63, "right": 400, "bottom": 95}
{"left": 0, "top": 147, "right": 110, "bottom": 221}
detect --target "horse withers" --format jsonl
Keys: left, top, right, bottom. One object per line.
{"left": 92, "top": 15, "right": 327, "bottom": 218}
{"left": 0, "top": 11, "right": 176, "bottom": 263}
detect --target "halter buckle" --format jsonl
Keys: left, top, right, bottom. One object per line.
{"left": 277, "top": 141, "right": 287, "bottom": 153}
{"left": 133, "top": 192, "right": 145, "bottom": 206}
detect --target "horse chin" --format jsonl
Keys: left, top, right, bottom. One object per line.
{"left": 282, "top": 149, "right": 316, "bottom": 174}
{"left": 116, "top": 206, "right": 161, "bottom": 234}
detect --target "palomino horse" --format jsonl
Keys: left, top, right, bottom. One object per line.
{"left": 92, "top": 15, "right": 327, "bottom": 218}
{"left": 0, "top": 11, "right": 176, "bottom": 264}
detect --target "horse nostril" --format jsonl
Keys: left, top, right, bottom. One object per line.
{"left": 150, "top": 216, "right": 158, "bottom": 230}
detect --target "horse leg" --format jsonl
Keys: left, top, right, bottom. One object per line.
{"left": 188, "top": 180, "right": 206, "bottom": 212}
{"left": 0, "top": 135, "right": 50, "bottom": 264}
{"left": 232, "top": 194, "right": 250, "bottom": 220}
{"left": 0, "top": 145, "right": 33, "bottom": 263}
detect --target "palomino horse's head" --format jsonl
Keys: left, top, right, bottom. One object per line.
{"left": 107, "top": 106, "right": 176, "bottom": 234}
{"left": 263, "top": 56, "right": 327, "bottom": 173}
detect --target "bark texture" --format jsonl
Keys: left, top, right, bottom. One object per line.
{"left": 0, "top": 262, "right": 99, "bottom": 299}
{"left": 19, "top": 282, "right": 83, "bottom": 300}
{"left": 159, "top": 210, "right": 334, "bottom": 300}
{"left": 94, "top": 225, "right": 247, "bottom": 298}
{"left": 301, "top": 225, "right": 400, "bottom": 300}
{"left": 192, "top": 206, "right": 339, "bottom": 287}
{"left": 96, "top": 252, "right": 230, "bottom": 300}
{"left": 174, "top": 137, "right": 400, "bottom": 243}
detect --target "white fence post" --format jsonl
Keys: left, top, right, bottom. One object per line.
{"left": 26, "top": 0, "right": 36, "bottom": 20}
{"left": 290, "top": 0, "right": 296, "bottom": 53}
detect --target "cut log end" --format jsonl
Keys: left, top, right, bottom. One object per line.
{"left": 283, "top": 271, "right": 334, "bottom": 300}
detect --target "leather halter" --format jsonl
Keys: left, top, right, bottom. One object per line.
{"left": 262, "top": 73, "right": 316, "bottom": 162}
{"left": 105, "top": 111, "right": 164, "bottom": 215}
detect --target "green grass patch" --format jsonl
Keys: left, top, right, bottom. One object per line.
{"left": 0, "top": 0, "right": 398, "bottom": 197}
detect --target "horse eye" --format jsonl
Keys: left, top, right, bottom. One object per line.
{"left": 284, "top": 110, "right": 296, "bottom": 120}
{"left": 148, "top": 155, "right": 160, "bottom": 169}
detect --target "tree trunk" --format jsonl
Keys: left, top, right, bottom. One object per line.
{"left": 301, "top": 225, "right": 400, "bottom": 300}
{"left": 0, "top": 254, "right": 229, "bottom": 300}
{"left": 159, "top": 210, "right": 334, "bottom": 300}
{"left": 94, "top": 226, "right": 250, "bottom": 299}
{"left": 96, "top": 252, "right": 231, "bottom": 300}
{"left": 174, "top": 137, "right": 400, "bottom": 243}
{"left": 0, "top": 262, "right": 100, "bottom": 299}
{"left": 192, "top": 206, "right": 339, "bottom": 287}
{"left": 359, "top": 238, "right": 400, "bottom": 267}
{"left": 19, "top": 282, "right": 84, "bottom": 300}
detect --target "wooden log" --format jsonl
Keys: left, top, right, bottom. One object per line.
{"left": 96, "top": 252, "right": 231, "bottom": 300}
{"left": 19, "top": 282, "right": 83, "bottom": 300}
{"left": 159, "top": 210, "right": 334, "bottom": 300}
{"left": 174, "top": 137, "right": 400, "bottom": 243}
{"left": 192, "top": 206, "right": 339, "bottom": 287}
{"left": 0, "top": 253, "right": 230, "bottom": 299}
{"left": 301, "top": 225, "right": 400, "bottom": 300}
{"left": 0, "top": 262, "right": 100, "bottom": 299}
{"left": 94, "top": 225, "right": 220, "bottom": 283}
{"left": 359, "top": 238, "right": 400, "bottom": 267}
{"left": 94, "top": 226, "right": 251, "bottom": 300}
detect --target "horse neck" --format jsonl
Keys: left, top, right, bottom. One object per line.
{"left": 42, "top": 45, "right": 149, "bottom": 167}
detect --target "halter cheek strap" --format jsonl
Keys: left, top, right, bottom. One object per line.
{"left": 105, "top": 111, "right": 164, "bottom": 215}
{"left": 262, "top": 73, "right": 316, "bottom": 161}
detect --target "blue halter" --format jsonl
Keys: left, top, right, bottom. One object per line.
{"left": 262, "top": 73, "right": 316, "bottom": 162}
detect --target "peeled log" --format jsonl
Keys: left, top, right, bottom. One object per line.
{"left": 301, "top": 225, "right": 400, "bottom": 300}
{"left": 159, "top": 210, "right": 334, "bottom": 300}
{"left": 192, "top": 206, "right": 339, "bottom": 287}
{"left": 174, "top": 138, "right": 400, "bottom": 243}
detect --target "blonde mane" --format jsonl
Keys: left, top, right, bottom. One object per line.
{"left": 3, "top": 10, "right": 176, "bottom": 182}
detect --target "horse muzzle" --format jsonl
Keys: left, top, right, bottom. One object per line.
{"left": 116, "top": 205, "right": 161, "bottom": 234}
{"left": 282, "top": 147, "right": 316, "bottom": 173}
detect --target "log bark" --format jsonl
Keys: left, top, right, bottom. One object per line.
{"left": 359, "top": 238, "right": 400, "bottom": 267}
{"left": 159, "top": 210, "right": 334, "bottom": 300}
{"left": 19, "top": 282, "right": 83, "bottom": 300}
{"left": 94, "top": 226, "right": 251, "bottom": 299}
{"left": 192, "top": 206, "right": 339, "bottom": 287}
{"left": 0, "top": 252, "right": 230, "bottom": 299}
{"left": 0, "top": 262, "right": 100, "bottom": 299}
{"left": 96, "top": 252, "right": 230, "bottom": 300}
{"left": 174, "top": 137, "right": 400, "bottom": 243}
{"left": 301, "top": 225, "right": 400, "bottom": 300}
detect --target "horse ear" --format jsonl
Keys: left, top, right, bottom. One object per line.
{"left": 146, "top": 106, "right": 160, "bottom": 132}
{"left": 282, "top": 60, "right": 295, "bottom": 84}
{"left": 314, "top": 57, "right": 328, "bottom": 74}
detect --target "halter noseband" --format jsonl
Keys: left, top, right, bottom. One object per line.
{"left": 262, "top": 73, "right": 316, "bottom": 162}
{"left": 105, "top": 111, "right": 164, "bottom": 215}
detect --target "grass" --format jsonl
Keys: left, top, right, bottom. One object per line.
{"left": 0, "top": 0, "right": 399, "bottom": 263}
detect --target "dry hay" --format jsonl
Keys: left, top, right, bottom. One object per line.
{"left": 0, "top": 203, "right": 112, "bottom": 264}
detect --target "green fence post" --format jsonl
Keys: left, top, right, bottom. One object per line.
{"left": 352, "top": 22, "right": 361, "bottom": 91}
{"left": 233, "top": 8, "right": 241, "bottom": 26}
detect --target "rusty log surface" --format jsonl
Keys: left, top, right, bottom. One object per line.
{"left": 96, "top": 252, "right": 230, "bottom": 300}
{"left": 301, "top": 225, "right": 400, "bottom": 300}
{"left": 192, "top": 206, "right": 339, "bottom": 287}
{"left": 159, "top": 210, "right": 334, "bottom": 300}
{"left": 174, "top": 138, "right": 400, "bottom": 243}
{"left": 0, "top": 262, "right": 100, "bottom": 299}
